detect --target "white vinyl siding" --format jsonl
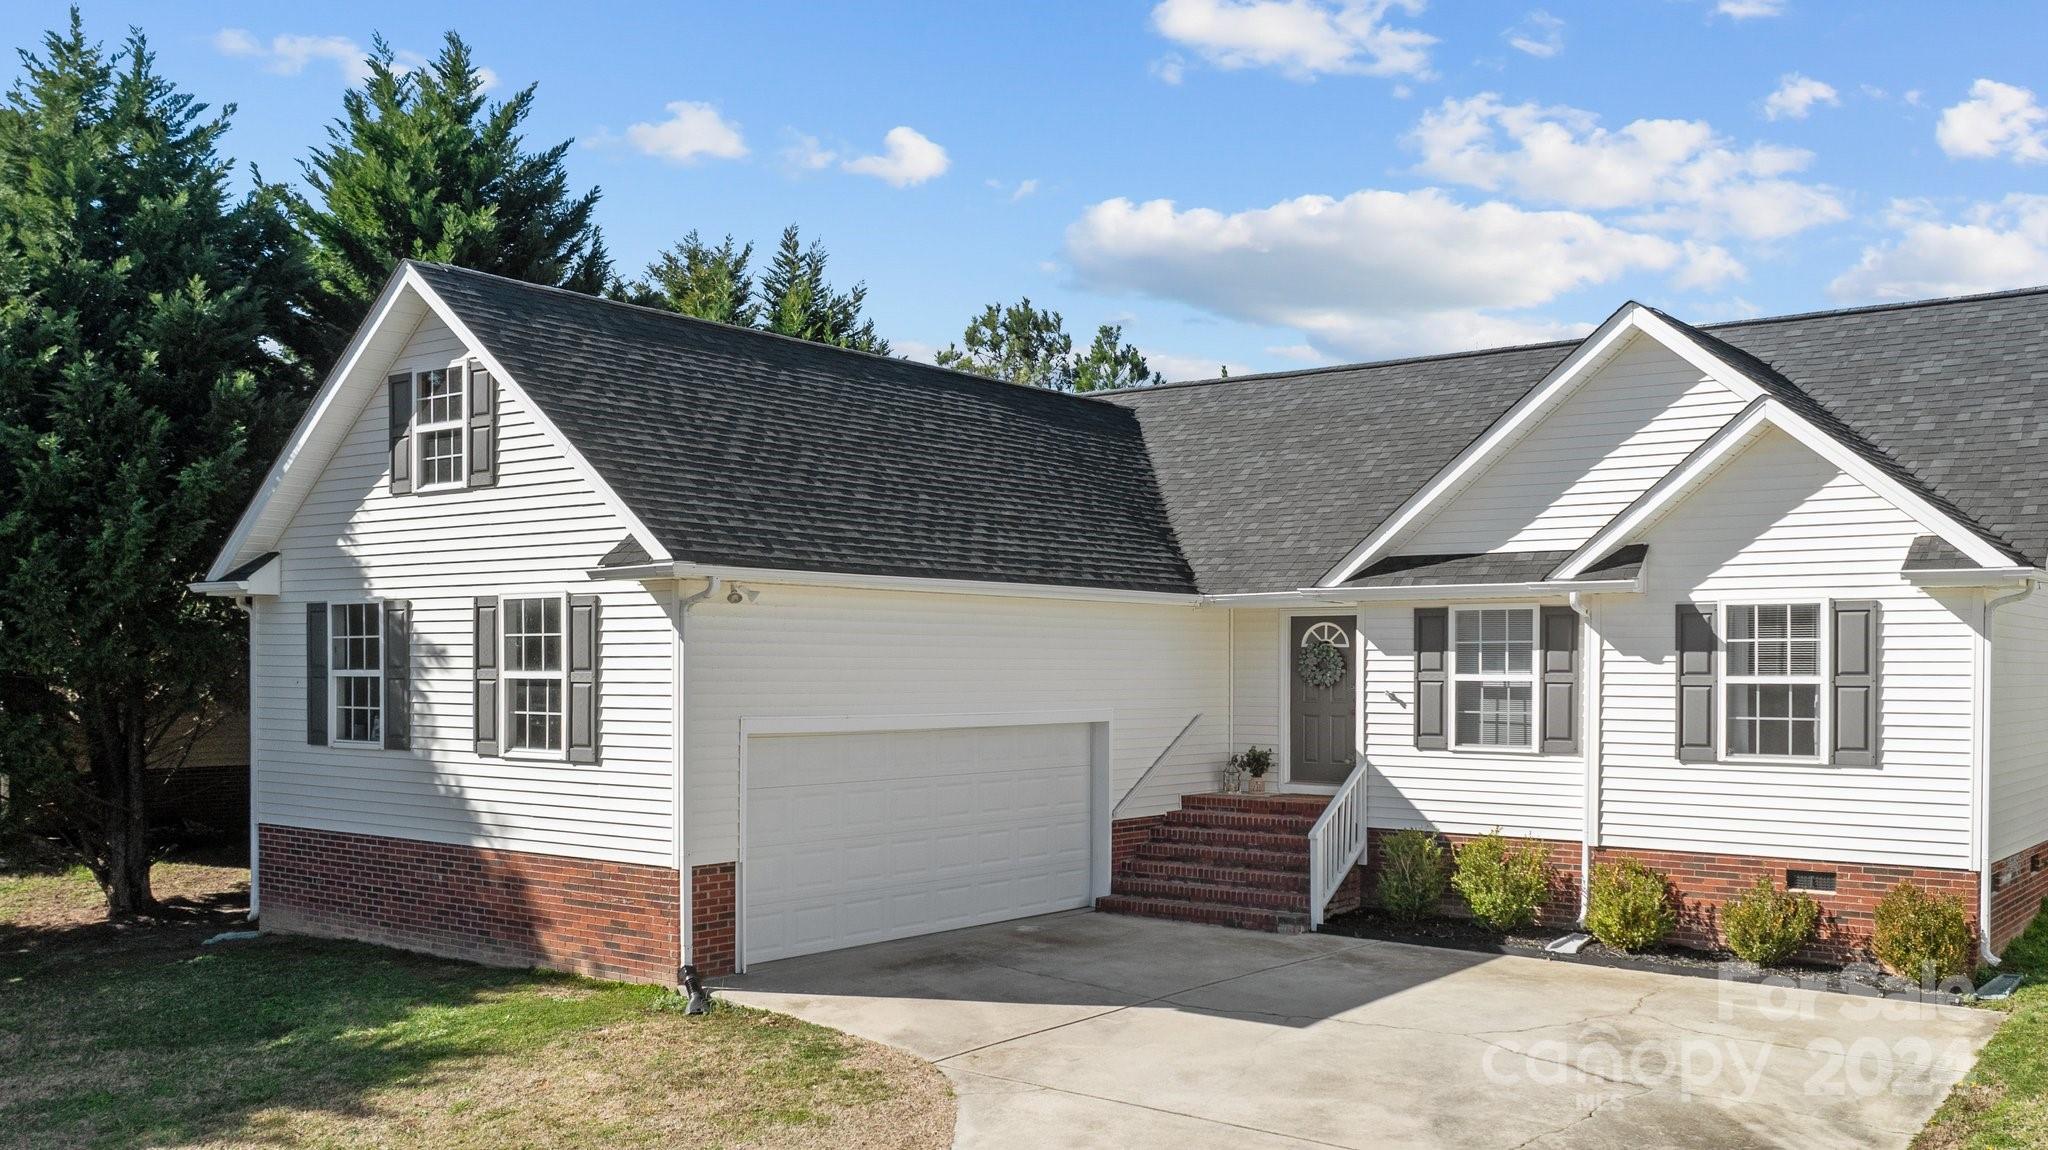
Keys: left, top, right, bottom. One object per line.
{"left": 1991, "top": 585, "right": 2048, "bottom": 859}
{"left": 1593, "top": 427, "right": 1977, "bottom": 869}
{"left": 1229, "top": 609, "right": 1282, "bottom": 755}
{"left": 252, "top": 313, "right": 676, "bottom": 867}
{"left": 1406, "top": 335, "right": 1748, "bottom": 555}
{"left": 681, "top": 583, "right": 1227, "bottom": 866}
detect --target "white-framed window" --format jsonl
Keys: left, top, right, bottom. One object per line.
{"left": 414, "top": 367, "right": 465, "bottom": 490}
{"left": 1723, "top": 602, "right": 1824, "bottom": 760}
{"left": 503, "top": 595, "right": 565, "bottom": 755}
{"left": 330, "top": 601, "right": 383, "bottom": 746}
{"left": 1451, "top": 606, "right": 1536, "bottom": 750}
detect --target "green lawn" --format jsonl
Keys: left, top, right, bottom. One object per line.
{"left": 0, "top": 857, "right": 951, "bottom": 1150}
{"left": 1916, "top": 902, "right": 2048, "bottom": 1149}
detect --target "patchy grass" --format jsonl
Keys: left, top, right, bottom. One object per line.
{"left": 0, "top": 856, "right": 952, "bottom": 1149}
{"left": 1916, "top": 901, "right": 2048, "bottom": 1150}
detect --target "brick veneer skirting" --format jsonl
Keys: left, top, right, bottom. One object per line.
{"left": 258, "top": 823, "right": 679, "bottom": 984}
{"left": 1989, "top": 838, "right": 2048, "bottom": 950}
{"left": 1111, "top": 814, "right": 1165, "bottom": 870}
{"left": 691, "top": 862, "right": 738, "bottom": 977}
{"left": 1352, "top": 831, "right": 1981, "bottom": 962}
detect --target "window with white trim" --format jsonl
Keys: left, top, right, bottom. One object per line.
{"left": 503, "top": 596, "right": 564, "bottom": 754}
{"left": 1724, "top": 603, "right": 1822, "bottom": 759}
{"left": 1452, "top": 607, "right": 1535, "bottom": 749}
{"left": 414, "top": 367, "right": 465, "bottom": 489}
{"left": 331, "top": 602, "right": 382, "bottom": 745}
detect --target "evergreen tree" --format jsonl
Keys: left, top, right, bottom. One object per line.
{"left": 622, "top": 231, "right": 756, "bottom": 326}
{"left": 756, "top": 225, "right": 890, "bottom": 354}
{"left": 935, "top": 298, "right": 1074, "bottom": 390}
{"left": 937, "top": 299, "right": 1163, "bottom": 391}
{"left": 0, "top": 12, "right": 320, "bottom": 915}
{"left": 294, "top": 31, "right": 609, "bottom": 349}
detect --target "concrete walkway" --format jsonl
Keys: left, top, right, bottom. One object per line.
{"left": 715, "top": 910, "right": 2001, "bottom": 1149}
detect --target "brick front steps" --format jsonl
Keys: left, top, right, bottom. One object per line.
{"left": 1098, "top": 792, "right": 1334, "bottom": 934}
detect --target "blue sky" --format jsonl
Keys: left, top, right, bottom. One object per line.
{"left": 13, "top": 1, "right": 2048, "bottom": 378}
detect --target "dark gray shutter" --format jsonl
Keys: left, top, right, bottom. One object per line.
{"left": 1540, "top": 606, "right": 1579, "bottom": 755}
{"left": 306, "top": 602, "right": 328, "bottom": 745}
{"left": 474, "top": 597, "right": 500, "bottom": 756}
{"left": 567, "top": 594, "right": 601, "bottom": 764}
{"left": 1414, "top": 607, "right": 1448, "bottom": 750}
{"left": 1831, "top": 600, "right": 1880, "bottom": 767}
{"left": 1675, "top": 603, "right": 1717, "bottom": 762}
{"left": 388, "top": 374, "right": 413, "bottom": 494}
{"left": 383, "top": 600, "right": 411, "bottom": 751}
{"left": 466, "top": 359, "right": 497, "bottom": 488}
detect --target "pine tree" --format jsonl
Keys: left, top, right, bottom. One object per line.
{"left": 0, "top": 11, "right": 320, "bottom": 916}
{"left": 937, "top": 300, "right": 1163, "bottom": 391}
{"left": 1072, "top": 323, "right": 1164, "bottom": 392}
{"left": 623, "top": 231, "right": 757, "bottom": 326}
{"left": 294, "top": 31, "right": 609, "bottom": 349}
{"left": 756, "top": 225, "right": 890, "bottom": 354}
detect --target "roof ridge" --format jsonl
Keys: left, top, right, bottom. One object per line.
{"left": 1102, "top": 283, "right": 2048, "bottom": 399}
{"left": 403, "top": 259, "right": 1118, "bottom": 409}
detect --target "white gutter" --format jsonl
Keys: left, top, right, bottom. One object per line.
{"left": 1310, "top": 579, "right": 1638, "bottom": 604}
{"left": 672, "top": 576, "right": 724, "bottom": 981}
{"left": 1977, "top": 576, "right": 2038, "bottom": 965}
{"left": 1904, "top": 567, "right": 2044, "bottom": 589}
{"left": 589, "top": 561, "right": 1204, "bottom": 606}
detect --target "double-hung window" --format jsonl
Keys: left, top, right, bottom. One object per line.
{"left": 331, "top": 602, "right": 383, "bottom": 745}
{"left": 1452, "top": 607, "right": 1536, "bottom": 750}
{"left": 1724, "top": 603, "right": 1822, "bottom": 759}
{"left": 414, "top": 368, "right": 465, "bottom": 489}
{"left": 503, "top": 596, "right": 565, "bottom": 755}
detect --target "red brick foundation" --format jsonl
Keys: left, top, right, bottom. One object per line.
{"left": 258, "top": 823, "right": 680, "bottom": 984}
{"left": 691, "top": 862, "right": 738, "bottom": 976}
{"left": 1989, "top": 838, "right": 2048, "bottom": 950}
{"left": 1111, "top": 813, "right": 1165, "bottom": 870}
{"left": 1351, "top": 831, "right": 1980, "bottom": 962}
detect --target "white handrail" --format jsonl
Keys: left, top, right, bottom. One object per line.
{"left": 1306, "top": 756, "right": 1371, "bottom": 929}
{"left": 1111, "top": 712, "right": 1204, "bottom": 822}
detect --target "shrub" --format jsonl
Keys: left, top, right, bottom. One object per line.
{"left": 1375, "top": 830, "right": 1450, "bottom": 921}
{"left": 1450, "top": 830, "right": 1552, "bottom": 932}
{"left": 1585, "top": 858, "right": 1677, "bottom": 952}
{"left": 1720, "top": 877, "right": 1820, "bottom": 966}
{"left": 1872, "top": 882, "right": 1975, "bottom": 984}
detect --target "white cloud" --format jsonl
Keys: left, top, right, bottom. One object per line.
{"left": 1830, "top": 195, "right": 2048, "bottom": 300}
{"left": 1674, "top": 241, "right": 1746, "bottom": 290}
{"left": 1064, "top": 188, "right": 1679, "bottom": 357}
{"left": 1011, "top": 178, "right": 1040, "bottom": 201}
{"left": 625, "top": 101, "right": 748, "bottom": 164}
{"left": 1408, "top": 93, "right": 1846, "bottom": 240}
{"left": 1141, "top": 348, "right": 1256, "bottom": 382}
{"left": 843, "top": 126, "right": 950, "bottom": 187}
{"left": 1936, "top": 79, "right": 2047, "bottom": 163}
{"left": 780, "top": 132, "right": 838, "bottom": 174}
{"left": 894, "top": 339, "right": 941, "bottom": 365}
{"left": 1149, "top": 0, "right": 1435, "bottom": 82}
{"left": 1151, "top": 54, "right": 1188, "bottom": 85}
{"left": 1504, "top": 10, "right": 1564, "bottom": 58}
{"left": 1762, "top": 73, "right": 1838, "bottom": 121}
{"left": 1265, "top": 343, "right": 1326, "bottom": 363}
{"left": 213, "top": 28, "right": 371, "bottom": 85}
{"left": 1715, "top": 0, "right": 1784, "bottom": 18}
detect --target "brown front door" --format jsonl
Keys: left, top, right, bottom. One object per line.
{"left": 1290, "top": 615, "right": 1358, "bottom": 786}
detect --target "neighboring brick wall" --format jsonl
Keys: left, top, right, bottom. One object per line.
{"left": 1990, "top": 838, "right": 2048, "bottom": 950}
{"left": 691, "top": 862, "right": 738, "bottom": 976}
{"left": 1593, "top": 845, "right": 1976, "bottom": 961}
{"left": 259, "top": 823, "right": 679, "bottom": 984}
{"left": 1111, "top": 814, "right": 1165, "bottom": 870}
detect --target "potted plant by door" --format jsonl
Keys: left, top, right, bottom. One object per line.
{"left": 1233, "top": 746, "right": 1274, "bottom": 794}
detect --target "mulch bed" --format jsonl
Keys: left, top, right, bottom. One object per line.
{"left": 1320, "top": 906, "right": 1973, "bottom": 1004}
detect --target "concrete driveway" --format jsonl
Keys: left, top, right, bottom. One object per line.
{"left": 715, "top": 910, "right": 2001, "bottom": 1150}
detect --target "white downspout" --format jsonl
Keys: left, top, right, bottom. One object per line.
{"left": 238, "top": 596, "right": 259, "bottom": 920}
{"left": 1977, "top": 577, "right": 2037, "bottom": 966}
{"left": 1572, "top": 591, "right": 1599, "bottom": 923}
{"left": 673, "top": 576, "right": 723, "bottom": 981}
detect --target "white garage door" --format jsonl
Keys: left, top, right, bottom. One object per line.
{"left": 744, "top": 721, "right": 1096, "bottom": 965}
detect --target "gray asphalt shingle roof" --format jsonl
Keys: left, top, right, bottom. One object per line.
{"left": 412, "top": 263, "right": 1198, "bottom": 594}
{"left": 412, "top": 263, "right": 2045, "bottom": 597}
{"left": 1107, "top": 289, "right": 2048, "bottom": 592}
{"left": 1345, "top": 551, "right": 1574, "bottom": 588}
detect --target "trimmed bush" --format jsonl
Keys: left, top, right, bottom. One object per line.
{"left": 1585, "top": 858, "right": 1676, "bottom": 952}
{"left": 1375, "top": 830, "right": 1450, "bottom": 921}
{"left": 1872, "top": 882, "right": 1975, "bottom": 983}
{"left": 1450, "top": 830, "right": 1552, "bottom": 932}
{"left": 1720, "top": 877, "right": 1820, "bottom": 967}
